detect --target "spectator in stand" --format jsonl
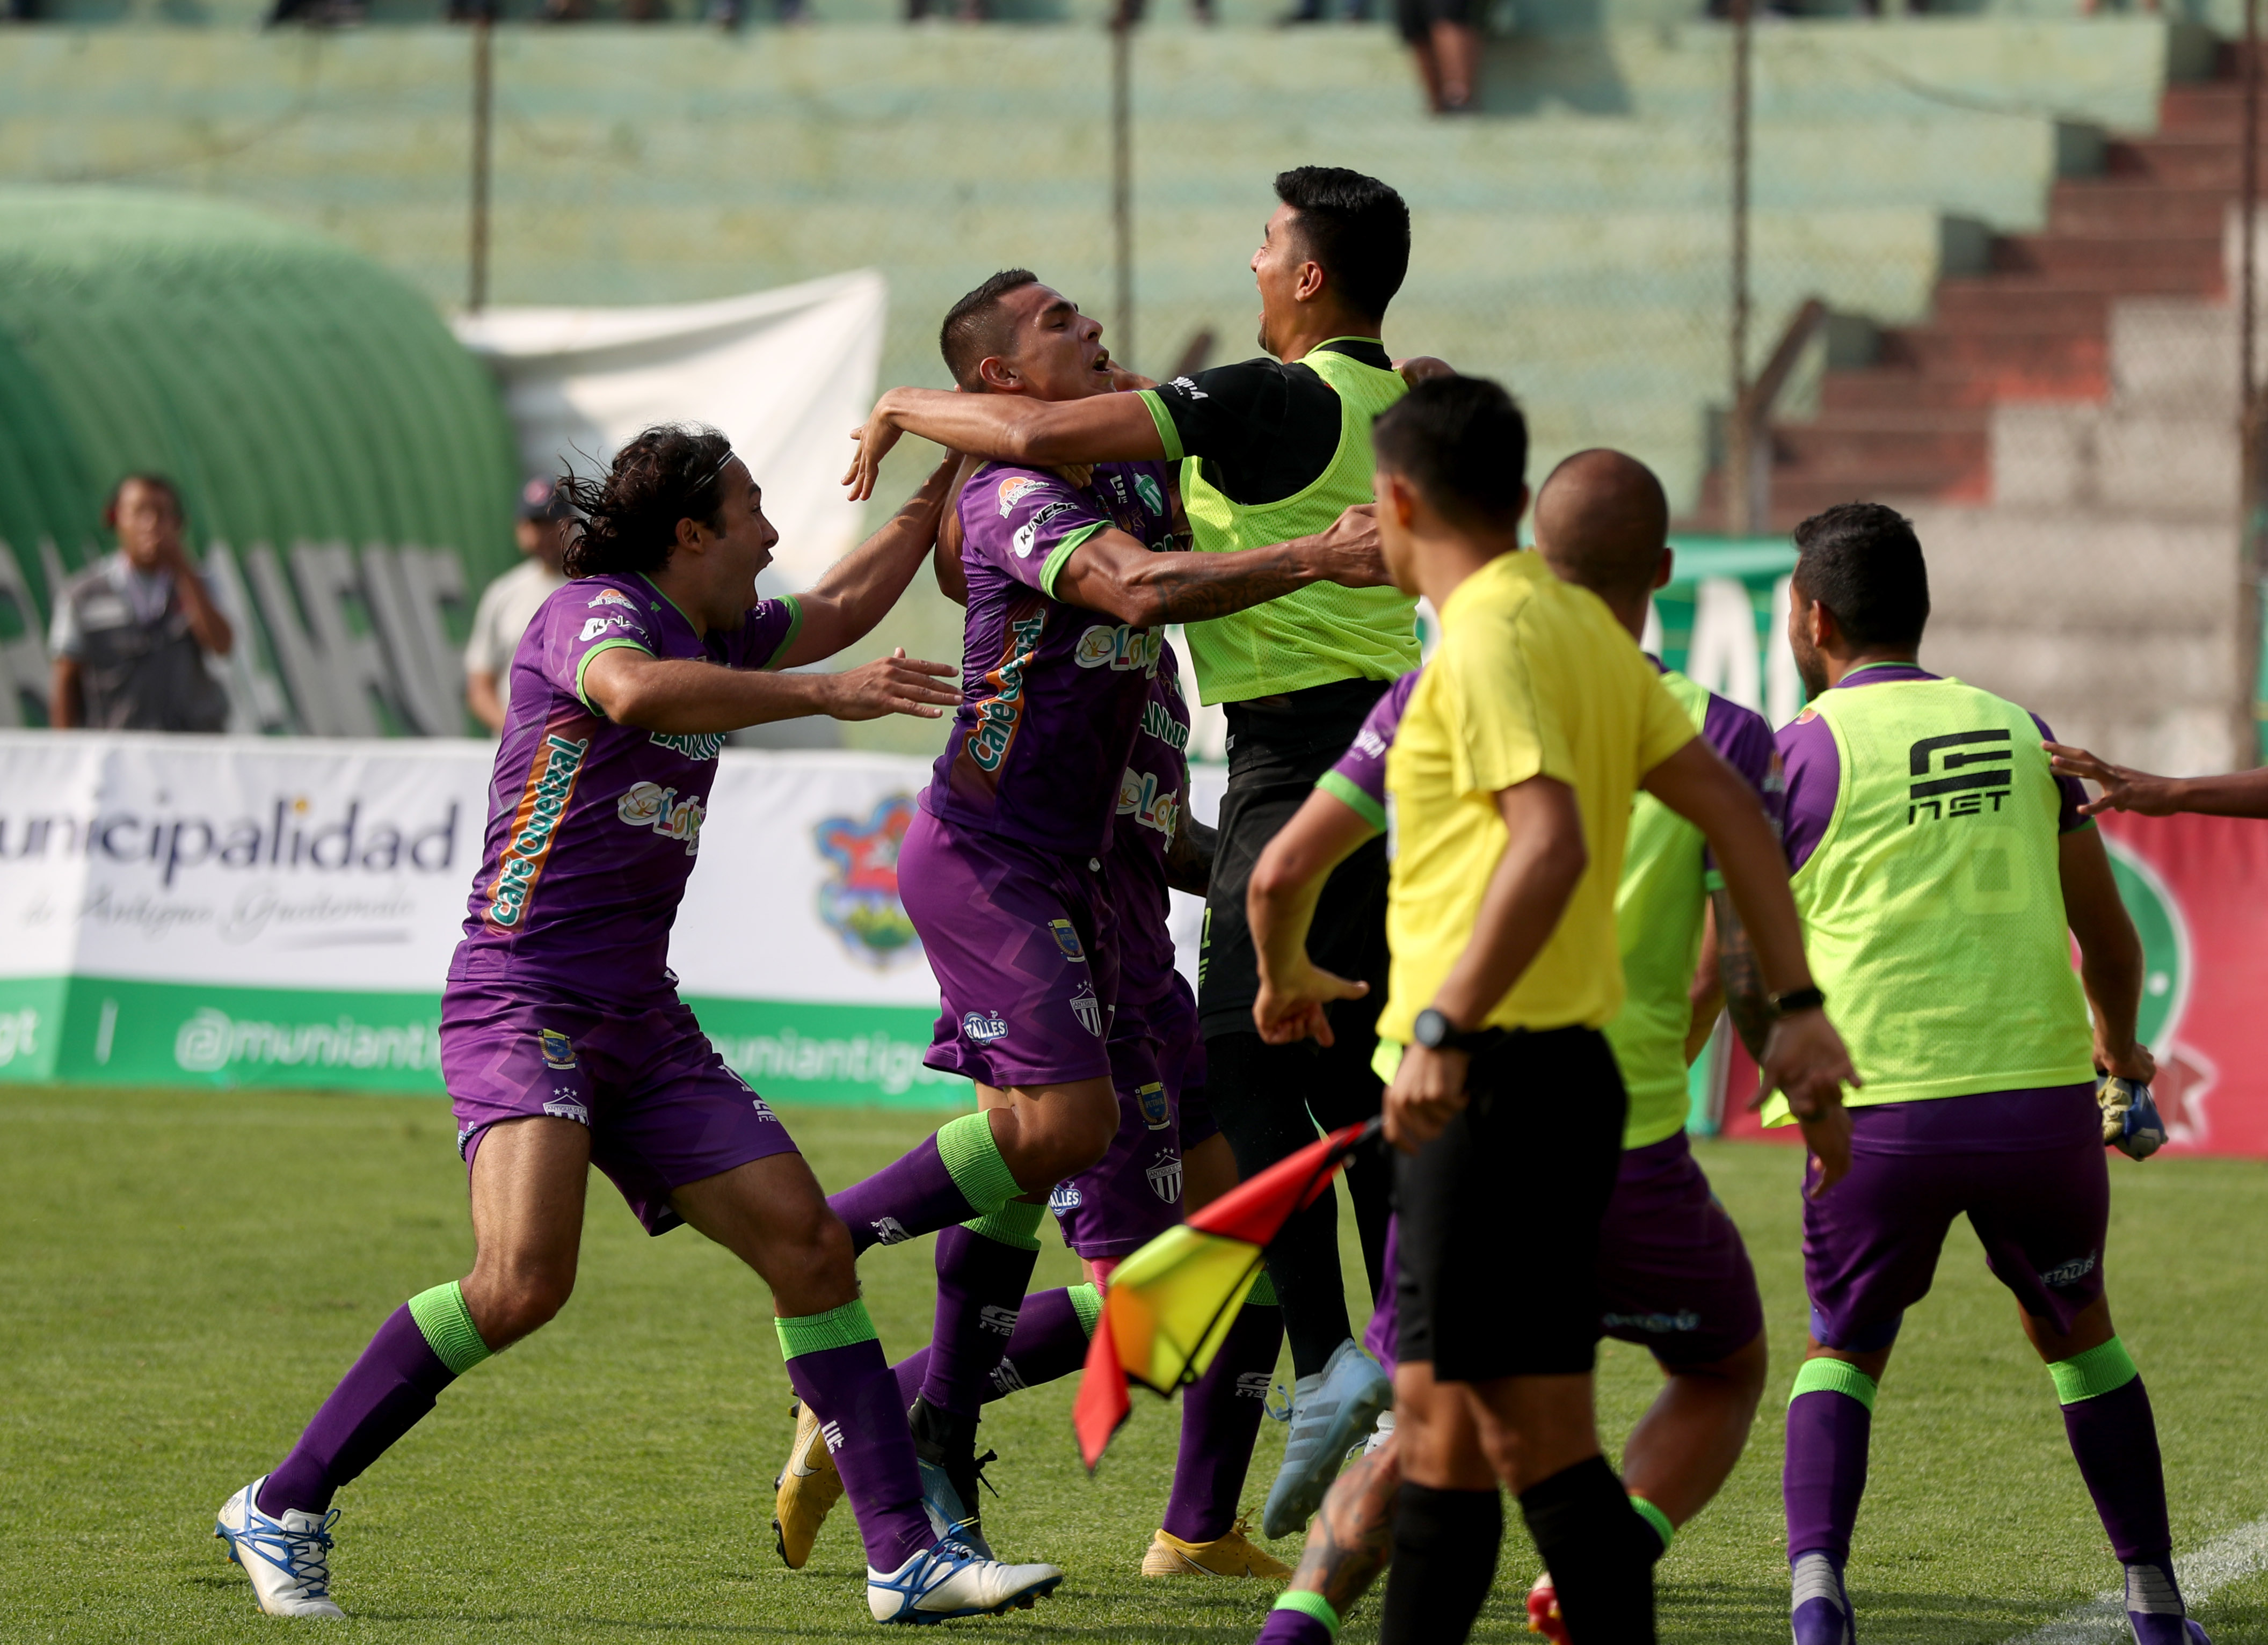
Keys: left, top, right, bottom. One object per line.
{"left": 48, "top": 474, "right": 234, "bottom": 733}
{"left": 464, "top": 478, "right": 573, "bottom": 734}
{"left": 1398, "top": 0, "right": 1479, "bottom": 114}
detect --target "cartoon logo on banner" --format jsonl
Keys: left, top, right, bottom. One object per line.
{"left": 2102, "top": 836, "right": 2215, "bottom": 1145}
{"left": 813, "top": 795, "right": 921, "bottom": 968}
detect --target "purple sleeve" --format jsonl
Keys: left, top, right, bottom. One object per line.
{"left": 1702, "top": 695, "right": 1776, "bottom": 800}
{"left": 536, "top": 583, "right": 661, "bottom": 709}
{"left": 1776, "top": 710, "right": 1841, "bottom": 874}
{"left": 1320, "top": 669, "right": 1420, "bottom": 822}
{"left": 721, "top": 596, "right": 801, "bottom": 672}
{"left": 2029, "top": 711, "right": 2091, "bottom": 833}
{"left": 960, "top": 468, "right": 1112, "bottom": 593}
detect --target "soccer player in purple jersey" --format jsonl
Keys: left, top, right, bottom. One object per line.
{"left": 798, "top": 270, "right": 1390, "bottom": 1559}
{"left": 1770, "top": 504, "right": 2206, "bottom": 1645}
{"left": 214, "top": 426, "right": 1066, "bottom": 1627}
{"left": 1241, "top": 450, "right": 1786, "bottom": 1645}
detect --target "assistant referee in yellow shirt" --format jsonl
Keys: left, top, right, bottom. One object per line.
{"left": 1356, "top": 379, "right": 1859, "bottom": 1644}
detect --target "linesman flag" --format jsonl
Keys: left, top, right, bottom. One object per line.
{"left": 1073, "top": 1116, "right": 1382, "bottom": 1471}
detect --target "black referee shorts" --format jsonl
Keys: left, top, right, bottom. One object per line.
{"left": 1198, "top": 678, "right": 1392, "bottom": 1040}
{"left": 1395, "top": 1026, "right": 1629, "bottom": 1381}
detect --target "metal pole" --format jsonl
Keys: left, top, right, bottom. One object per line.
{"left": 1111, "top": 16, "right": 1134, "bottom": 371}
{"left": 469, "top": 12, "right": 493, "bottom": 314}
{"left": 2242, "top": 0, "right": 2263, "bottom": 760}
{"left": 1726, "top": 0, "right": 1754, "bottom": 536}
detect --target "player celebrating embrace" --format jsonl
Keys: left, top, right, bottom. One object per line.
{"left": 214, "top": 427, "right": 1064, "bottom": 1627}
{"left": 1769, "top": 504, "right": 2208, "bottom": 1645}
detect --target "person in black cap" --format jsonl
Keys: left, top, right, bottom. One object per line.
{"left": 465, "top": 478, "right": 575, "bottom": 734}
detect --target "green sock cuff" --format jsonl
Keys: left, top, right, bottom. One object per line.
{"left": 1789, "top": 1357, "right": 1879, "bottom": 1412}
{"left": 406, "top": 1282, "right": 491, "bottom": 1377}
{"left": 1629, "top": 1493, "right": 1675, "bottom": 1553}
{"left": 936, "top": 1112, "right": 1021, "bottom": 1215}
{"left": 775, "top": 1299, "right": 879, "bottom": 1360}
{"left": 1247, "top": 1270, "right": 1278, "bottom": 1307}
{"left": 1270, "top": 1590, "right": 1341, "bottom": 1636}
{"left": 2050, "top": 1336, "right": 2139, "bottom": 1404}
{"left": 962, "top": 1197, "right": 1046, "bottom": 1251}
{"left": 1067, "top": 1281, "right": 1103, "bottom": 1340}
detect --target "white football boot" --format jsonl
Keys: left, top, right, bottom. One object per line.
{"left": 215, "top": 1476, "right": 346, "bottom": 1618}
{"left": 867, "top": 1535, "right": 1064, "bottom": 1624}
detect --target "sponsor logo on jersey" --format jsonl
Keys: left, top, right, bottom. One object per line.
{"left": 1049, "top": 1182, "right": 1082, "bottom": 1213}
{"left": 537, "top": 1028, "right": 577, "bottom": 1070}
{"left": 587, "top": 588, "right": 635, "bottom": 607}
{"left": 1136, "top": 1081, "right": 1171, "bottom": 1130}
{"left": 870, "top": 1217, "right": 912, "bottom": 1246}
{"left": 979, "top": 1304, "right": 1020, "bottom": 1336}
{"left": 963, "top": 1011, "right": 1009, "bottom": 1043}
{"left": 542, "top": 1091, "right": 591, "bottom": 1125}
{"left": 815, "top": 794, "right": 921, "bottom": 967}
{"left": 1140, "top": 697, "right": 1190, "bottom": 752}
{"left": 579, "top": 614, "right": 639, "bottom": 643}
{"left": 485, "top": 731, "right": 591, "bottom": 929}
{"left": 1168, "top": 376, "right": 1208, "bottom": 401}
{"left": 1029, "top": 499, "right": 1077, "bottom": 532}
{"left": 1068, "top": 981, "right": 1104, "bottom": 1037}
{"left": 1906, "top": 729, "right": 2015, "bottom": 825}
{"left": 1145, "top": 1149, "right": 1183, "bottom": 1204}
{"left": 1073, "top": 623, "right": 1164, "bottom": 675}
{"left": 1600, "top": 1309, "right": 1701, "bottom": 1335}
{"left": 1134, "top": 474, "right": 1165, "bottom": 515}
{"left": 966, "top": 610, "right": 1048, "bottom": 774}
{"left": 1048, "top": 919, "right": 1087, "bottom": 962}
{"left": 750, "top": 1096, "right": 780, "bottom": 1124}
{"left": 1117, "top": 767, "right": 1180, "bottom": 842}
{"left": 996, "top": 475, "right": 1047, "bottom": 516}
{"left": 2037, "top": 1251, "right": 2098, "bottom": 1289}
{"left": 616, "top": 781, "right": 706, "bottom": 856}
{"left": 648, "top": 730, "right": 727, "bottom": 762}
{"left": 1012, "top": 521, "right": 1040, "bottom": 559}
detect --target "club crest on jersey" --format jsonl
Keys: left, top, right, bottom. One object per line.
{"left": 996, "top": 475, "right": 1047, "bottom": 516}
{"left": 537, "top": 1028, "right": 577, "bottom": 1070}
{"left": 1048, "top": 919, "right": 1087, "bottom": 962}
{"left": 1068, "top": 981, "right": 1104, "bottom": 1037}
{"left": 963, "top": 1011, "right": 1009, "bottom": 1043}
{"left": 814, "top": 794, "right": 922, "bottom": 967}
{"left": 616, "top": 781, "right": 704, "bottom": 855}
{"left": 1136, "top": 1081, "right": 1171, "bottom": 1131}
{"left": 1134, "top": 474, "right": 1164, "bottom": 515}
{"left": 542, "top": 1091, "right": 591, "bottom": 1125}
{"left": 1145, "top": 1150, "right": 1183, "bottom": 1204}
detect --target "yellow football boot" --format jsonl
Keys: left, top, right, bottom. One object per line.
{"left": 1140, "top": 1517, "right": 1292, "bottom": 1579}
{"left": 772, "top": 1400, "right": 846, "bottom": 1569}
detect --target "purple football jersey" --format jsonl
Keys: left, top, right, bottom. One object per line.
{"left": 1318, "top": 667, "right": 1421, "bottom": 825}
{"left": 1106, "top": 640, "right": 1195, "bottom": 1010}
{"left": 448, "top": 572, "right": 801, "bottom": 1006}
{"left": 924, "top": 459, "right": 1178, "bottom": 858}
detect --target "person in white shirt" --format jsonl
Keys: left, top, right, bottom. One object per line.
{"left": 463, "top": 477, "right": 573, "bottom": 734}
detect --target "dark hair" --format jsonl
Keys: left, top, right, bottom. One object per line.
{"left": 1791, "top": 502, "right": 1930, "bottom": 647}
{"left": 940, "top": 269, "right": 1040, "bottom": 391}
{"left": 1273, "top": 167, "right": 1410, "bottom": 322}
{"left": 558, "top": 424, "right": 733, "bottom": 580}
{"left": 105, "top": 472, "right": 184, "bottom": 523}
{"left": 1371, "top": 375, "right": 1528, "bottom": 527}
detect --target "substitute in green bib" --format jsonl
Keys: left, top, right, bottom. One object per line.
{"left": 842, "top": 167, "right": 1436, "bottom": 1537}
{"left": 1768, "top": 502, "right": 2210, "bottom": 1645}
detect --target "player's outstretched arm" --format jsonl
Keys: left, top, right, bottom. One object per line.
{"left": 581, "top": 645, "right": 957, "bottom": 733}
{"left": 1164, "top": 810, "right": 1217, "bottom": 898}
{"left": 1640, "top": 737, "right": 1857, "bottom": 1193}
{"left": 2059, "top": 825, "right": 2155, "bottom": 1084}
{"left": 1051, "top": 505, "right": 1388, "bottom": 630}
{"left": 1248, "top": 789, "right": 1381, "bottom": 1047}
{"left": 2046, "top": 740, "right": 2268, "bottom": 819}
{"left": 778, "top": 453, "right": 960, "bottom": 668}
{"left": 844, "top": 389, "right": 1166, "bottom": 503}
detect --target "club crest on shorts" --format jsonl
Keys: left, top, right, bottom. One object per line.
{"left": 813, "top": 794, "right": 921, "bottom": 967}
{"left": 1068, "top": 981, "right": 1104, "bottom": 1037}
{"left": 1048, "top": 918, "right": 1087, "bottom": 962}
{"left": 537, "top": 1028, "right": 577, "bottom": 1070}
{"left": 1049, "top": 1182, "right": 1082, "bottom": 1213}
{"left": 963, "top": 1011, "right": 1009, "bottom": 1043}
{"left": 1145, "top": 1149, "right": 1183, "bottom": 1204}
{"left": 1136, "top": 1081, "right": 1171, "bottom": 1131}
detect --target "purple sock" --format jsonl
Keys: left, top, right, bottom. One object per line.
{"left": 828, "top": 1134, "right": 983, "bottom": 1257}
{"left": 1256, "top": 1605, "right": 1337, "bottom": 1644}
{"left": 786, "top": 1336, "right": 935, "bottom": 1573}
{"left": 258, "top": 1306, "right": 455, "bottom": 1517}
{"left": 896, "top": 1285, "right": 1097, "bottom": 1410}
{"left": 2061, "top": 1376, "right": 2172, "bottom": 1564}
{"left": 919, "top": 1227, "right": 1040, "bottom": 1419}
{"left": 1784, "top": 1385, "right": 1872, "bottom": 1566}
{"left": 1161, "top": 1300, "right": 1283, "bottom": 1543}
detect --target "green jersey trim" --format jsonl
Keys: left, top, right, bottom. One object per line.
{"left": 1315, "top": 769, "right": 1387, "bottom": 834}
{"left": 760, "top": 594, "right": 804, "bottom": 671}
{"left": 638, "top": 572, "right": 701, "bottom": 634}
{"left": 574, "top": 637, "right": 652, "bottom": 715}
{"left": 1040, "top": 522, "right": 1109, "bottom": 599}
{"left": 1135, "top": 390, "right": 1186, "bottom": 462}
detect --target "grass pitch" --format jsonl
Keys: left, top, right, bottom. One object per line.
{"left": 4, "top": 1085, "right": 2266, "bottom": 1643}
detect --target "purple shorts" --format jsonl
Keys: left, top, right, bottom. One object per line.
{"left": 900, "top": 807, "right": 1120, "bottom": 1090}
{"left": 441, "top": 981, "right": 797, "bottom": 1237}
{"left": 1804, "top": 1089, "right": 2109, "bottom": 1350}
{"left": 1049, "top": 981, "right": 1216, "bottom": 1259}
{"left": 1373, "top": 1132, "right": 1762, "bottom": 1374}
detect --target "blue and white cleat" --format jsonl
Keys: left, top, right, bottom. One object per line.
{"left": 867, "top": 1535, "right": 1064, "bottom": 1625}
{"left": 215, "top": 1476, "right": 346, "bottom": 1618}
{"left": 1790, "top": 1549, "right": 1855, "bottom": 1645}
{"left": 1260, "top": 1338, "right": 1393, "bottom": 1539}
{"left": 916, "top": 1455, "right": 993, "bottom": 1560}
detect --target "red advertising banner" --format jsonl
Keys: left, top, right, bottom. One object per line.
{"left": 1714, "top": 813, "right": 2268, "bottom": 1159}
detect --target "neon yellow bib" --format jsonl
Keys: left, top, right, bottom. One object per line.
{"left": 1762, "top": 674, "right": 2095, "bottom": 1125}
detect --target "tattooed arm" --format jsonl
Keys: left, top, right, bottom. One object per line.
{"left": 1163, "top": 811, "right": 1217, "bottom": 897}
{"left": 1696, "top": 888, "right": 1775, "bottom": 1064}
{"left": 1048, "top": 505, "right": 1389, "bottom": 630}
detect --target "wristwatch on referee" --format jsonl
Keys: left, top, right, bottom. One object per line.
{"left": 1770, "top": 986, "right": 1827, "bottom": 1018}
{"left": 1413, "top": 1007, "right": 1498, "bottom": 1056}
